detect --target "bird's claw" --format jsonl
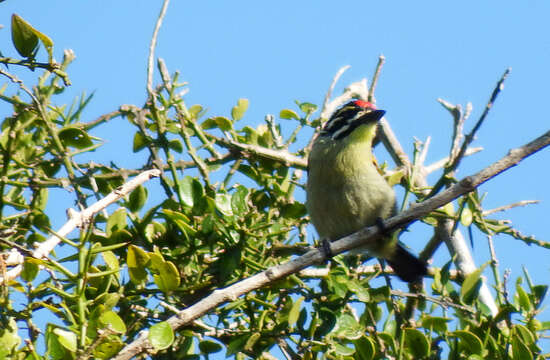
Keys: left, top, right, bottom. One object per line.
{"left": 375, "top": 217, "right": 387, "bottom": 233}
{"left": 320, "top": 238, "right": 333, "bottom": 261}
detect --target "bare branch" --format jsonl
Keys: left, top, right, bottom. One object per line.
{"left": 113, "top": 129, "right": 550, "bottom": 360}
{"left": 391, "top": 289, "right": 475, "bottom": 314}
{"left": 0, "top": 170, "right": 161, "bottom": 282}
{"left": 321, "top": 65, "right": 350, "bottom": 117}
{"left": 0, "top": 56, "right": 71, "bottom": 86}
{"left": 483, "top": 200, "right": 540, "bottom": 216}
{"left": 424, "top": 146, "right": 483, "bottom": 174}
{"left": 209, "top": 134, "right": 307, "bottom": 169}
{"left": 429, "top": 68, "right": 511, "bottom": 197}
{"left": 368, "top": 55, "right": 385, "bottom": 103}
{"left": 147, "top": 0, "right": 170, "bottom": 97}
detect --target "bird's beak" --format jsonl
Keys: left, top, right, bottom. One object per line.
{"left": 358, "top": 109, "right": 386, "bottom": 124}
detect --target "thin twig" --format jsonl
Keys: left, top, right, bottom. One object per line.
{"left": 428, "top": 68, "right": 511, "bottom": 198}
{"left": 483, "top": 200, "right": 540, "bottom": 216}
{"left": 424, "top": 147, "right": 483, "bottom": 174}
{"left": 147, "top": 0, "right": 170, "bottom": 97}
{"left": 208, "top": 134, "right": 307, "bottom": 169}
{"left": 0, "top": 57, "right": 71, "bottom": 86}
{"left": 368, "top": 55, "right": 385, "bottom": 103}
{"left": 321, "top": 65, "right": 350, "bottom": 117}
{"left": 391, "top": 290, "right": 475, "bottom": 314}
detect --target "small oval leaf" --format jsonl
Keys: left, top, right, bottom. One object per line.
{"left": 58, "top": 127, "right": 94, "bottom": 149}
{"left": 149, "top": 322, "right": 174, "bottom": 350}
{"left": 231, "top": 98, "right": 249, "bottom": 121}
{"left": 279, "top": 109, "right": 299, "bottom": 120}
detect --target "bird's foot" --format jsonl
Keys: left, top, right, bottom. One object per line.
{"left": 375, "top": 217, "right": 387, "bottom": 233}
{"left": 320, "top": 238, "right": 333, "bottom": 261}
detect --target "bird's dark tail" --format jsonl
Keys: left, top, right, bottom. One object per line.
{"left": 386, "top": 244, "right": 427, "bottom": 283}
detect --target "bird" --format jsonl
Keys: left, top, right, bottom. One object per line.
{"left": 306, "top": 100, "right": 427, "bottom": 282}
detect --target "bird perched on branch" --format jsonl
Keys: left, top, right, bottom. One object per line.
{"left": 306, "top": 100, "right": 427, "bottom": 282}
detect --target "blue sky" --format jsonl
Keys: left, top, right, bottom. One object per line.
{"left": 2, "top": 0, "right": 550, "bottom": 353}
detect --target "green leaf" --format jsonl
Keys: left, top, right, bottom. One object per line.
{"left": 133, "top": 132, "right": 151, "bottom": 152}
{"left": 460, "top": 207, "right": 473, "bottom": 227}
{"left": 345, "top": 279, "right": 370, "bottom": 302}
{"left": 449, "top": 330, "right": 483, "bottom": 355}
{"left": 215, "top": 193, "right": 233, "bottom": 216}
{"left": 177, "top": 176, "right": 203, "bottom": 208}
{"left": 127, "top": 245, "right": 150, "bottom": 284}
{"left": 404, "top": 328, "right": 429, "bottom": 358}
{"left": 188, "top": 104, "right": 204, "bottom": 119}
{"left": 41, "top": 160, "right": 61, "bottom": 177}
{"left": 199, "top": 339, "right": 223, "bottom": 354}
{"left": 333, "top": 343, "right": 354, "bottom": 356}
{"left": 107, "top": 208, "right": 127, "bottom": 237}
{"left": 149, "top": 322, "right": 174, "bottom": 350}
{"left": 353, "top": 336, "right": 375, "bottom": 360}
{"left": 53, "top": 328, "right": 77, "bottom": 353}
{"left": 288, "top": 296, "right": 304, "bottom": 327}
{"left": 153, "top": 260, "right": 181, "bottom": 292}
{"left": 58, "top": 127, "right": 94, "bottom": 149}
{"left": 420, "top": 316, "right": 451, "bottom": 334}
{"left": 103, "top": 293, "right": 121, "bottom": 309}
{"left": 11, "top": 14, "right": 54, "bottom": 61}
{"left": 314, "top": 309, "right": 336, "bottom": 338}
{"left": 162, "top": 209, "right": 197, "bottom": 236}
{"left": 93, "top": 337, "right": 124, "bottom": 359}
{"left": 46, "top": 326, "right": 67, "bottom": 360}
{"left": 21, "top": 259, "right": 39, "bottom": 282}
{"left": 281, "top": 202, "right": 307, "bottom": 219}
{"left": 128, "top": 185, "right": 148, "bottom": 213}
{"left": 201, "top": 116, "right": 233, "bottom": 131}
{"left": 511, "top": 333, "right": 532, "bottom": 360}
{"left": 226, "top": 334, "right": 249, "bottom": 356}
{"left": 386, "top": 169, "right": 405, "bottom": 187}
{"left": 231, "top": 98, "right": 249, "bottom": 121}
{"left": 244, "top": 332, "right": 260, "bottom": 351}
{"left": 35, "top": 187, "right": 49, "bottom": 211}
{"left": 532, "top": 284, "right": 548, "bottom": 309}
{"left": 168, "top": 139, "right": 183, "bottom": 153}
{"left": 0, "top": 318, "right": 21, "bottom": 356}
{"left": 514, "top": 324, "right": 535, "bottom": 346}
{"left": 515, "top": 284, "right": 533, "bottom": 313}
{"left": 334, "top": 313, "right": 364, "bottom": 340}
{"left": 98, "top": 311, "right": 127, "bottom": 334}
{"left": 297, "top": 101, "right": 318, "bottom": 114}
{"left": 327, "top": 273, "right": 349, "bottom": 299}
{"left": 461, "top": 261, "right": 489, "bottom": 304}
{"left": 231, "top": 185, "right": 249, "bottom": 215}
{"left": 279, "top": 109, "right": 299, "bottom": 120}
{"left": 11, "top": 14, "right": 39, "bottom": 58}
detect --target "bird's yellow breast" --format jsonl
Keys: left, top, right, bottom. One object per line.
{"left": 306, "top": 137, "right": 395, "bottom": 241}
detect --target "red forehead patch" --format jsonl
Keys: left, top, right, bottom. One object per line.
{"left": 353, "top": 100, "right": 375, "bottom": 109}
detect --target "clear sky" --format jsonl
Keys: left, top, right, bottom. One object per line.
{"left": 2, "top": 0, "right": 550, "bottom": 352}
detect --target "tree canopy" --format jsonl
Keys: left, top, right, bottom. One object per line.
{"left": 1, "top": 6, "right": 550, "bottom": 360}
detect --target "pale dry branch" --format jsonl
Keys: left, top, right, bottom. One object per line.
{"left": 113, "top": 129, "right": 550, "bottom": 360}
{"left": 146, "top": 0, "right": 170, "bottom": 97}
{"left": 368, "top": 55, "right": 385, "bottom": 103}
{"left": 424, "top": 147, "right": 484, "bottom": 174}
{"left": 321, "top": 65, "right": 350, "bottom": 117}
{"left": 210, "top": 135, "right": 307, "bottom": 169}
{"left": 0, "top": 169, "right": 161, "bottom": 282}
{"left": 483, "top": 200, "right": 540, "bottom": 216}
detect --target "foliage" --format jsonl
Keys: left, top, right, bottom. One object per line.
{"left": 0, "top": 13, "right": 549, "bottom": 360}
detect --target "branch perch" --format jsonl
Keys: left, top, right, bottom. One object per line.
{"left": 113, "top": 129, "right": 550, "bottom": 360}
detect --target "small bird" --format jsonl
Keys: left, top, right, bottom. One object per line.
{"left": 306, "top": 100, "right": 427, "bottom": 282}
